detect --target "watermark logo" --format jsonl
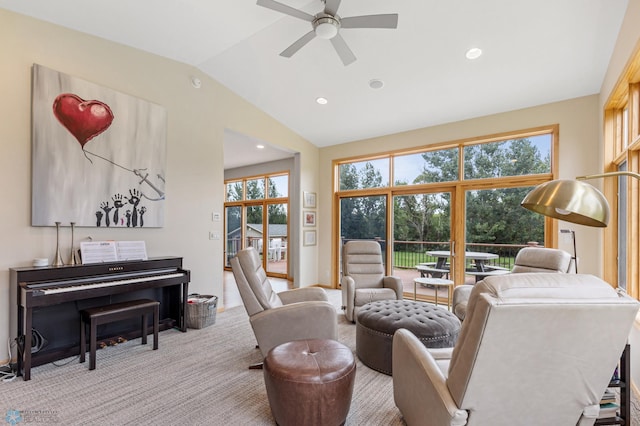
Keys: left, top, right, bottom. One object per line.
{"left": 4, "top": 410, "right": 21, "bottom": 426}
{"left": 4, "top": 409, "right": 59, "bottom": 424}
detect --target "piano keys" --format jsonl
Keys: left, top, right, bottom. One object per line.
{"left": 38, "top": 271, "right": 185, "bottom": 295}
{"left": 10, "top": 257, "right": 190, "bottom": 380}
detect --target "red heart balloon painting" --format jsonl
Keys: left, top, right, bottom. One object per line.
{"left": 53, "top": 93, "right": 114, "bottom": 148}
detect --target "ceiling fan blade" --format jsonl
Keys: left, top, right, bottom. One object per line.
{"left": 341, "top": 14, "right": 398, "bottom": 29}
{"left": 280, "top": 30, "right": 317, "bottom": 58}
{"left": 256, "top": 0, "right": 314, "bottom": 22}
{"left": 330, "top": 33, "right": 356, "bottom": 66}
{"left": 324, "top": 0, "right": 342, "bottom": 16}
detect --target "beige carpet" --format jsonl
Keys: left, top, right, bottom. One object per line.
{"left": 0, "top": 290, "right": 404, "bottom": 425}
{"left": 3, "top": 290, "right": 638, "bottom": 425}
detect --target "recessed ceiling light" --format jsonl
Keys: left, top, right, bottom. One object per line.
{"left": 256, "top": 144, "right": 265, "bottom": 149}
{"left": 465, "top": 47, "right": 482, "bottom": 60}
{"left": 316, "top": 97, "right": 328, "bottom": 105}
{"left": 369, "top": 79, "right": 384, "bottom": 89}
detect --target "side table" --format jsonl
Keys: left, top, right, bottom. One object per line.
{"left": 413, "top": 277, "right": 454, "bottom": 309}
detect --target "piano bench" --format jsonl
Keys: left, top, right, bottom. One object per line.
{"left": 79, "top": 299, "right": 160, "bottom": 371}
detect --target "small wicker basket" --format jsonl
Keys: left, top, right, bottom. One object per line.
{"left": 186, "top": 294, "right": 218, "bottom": 329}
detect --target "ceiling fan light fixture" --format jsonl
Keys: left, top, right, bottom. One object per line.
{"left": 257, "top": 0, "right": 398, "bottom": 65}
{"left": 316, "top": 97, "right": 328, "bottom": 105}
{"left": 314, "top": 16, "right": 340, "bottom": 39}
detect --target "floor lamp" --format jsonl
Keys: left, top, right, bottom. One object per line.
{"left": 520, "top": 178, "right": 610, "bottom": 228}
{"left": 560, "top": 229, "right": 578, "bottom": 273}
{"left": 520, "top": 171, "right": 640, "bottom": 270}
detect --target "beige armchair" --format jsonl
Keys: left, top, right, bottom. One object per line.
{"left": 230, "top": 247, "right": 338, "bottom": 361}
{"left": 393, "top": 273, "right": 639, "bottom": 426}
{"left": 341, "top": 240, "right": 404, "bottom": 322}
{"left": 452, "top": 247, "right": 571, "bottom": 320}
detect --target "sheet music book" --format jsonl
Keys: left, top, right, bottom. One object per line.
{"left": 115, "top": 241, "right": 148, "bottom": 261}
{"left": 80, "top": 241, "right": 148, "bottom": 264}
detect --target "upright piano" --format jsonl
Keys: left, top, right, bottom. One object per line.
{"left": 10, "top": 257, "right": 190, "bottom": 380}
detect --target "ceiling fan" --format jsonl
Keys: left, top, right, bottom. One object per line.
{"left": 257, "top": 0, "right": 398, "bottom": 66}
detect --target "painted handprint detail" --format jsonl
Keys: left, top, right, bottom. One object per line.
{"left": 100, "top": 201, "right": 113, "bottom": 227}
{"left": 126, "top": 189, "right": 142, "bottom": 227}
{"left": 112, "top": 193, "right": 124, "bottom": 225}
{"left": 139, "top": 206, "right": 147, "bottom": 227}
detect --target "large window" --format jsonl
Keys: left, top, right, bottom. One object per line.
{"left": 602, "top": 51, "right": 640, "bottom": 299}
{"left": 334, "top": 127, "right": 557, "bottom": 298}
{"left": 224, "top": 172, "right": 289, "bottom": 278}
{"left": 339, "top": 158, "right": 389, "bottom": 189}
{"left": 393, "top": 148, "right": 459, "bottom": 185}
{"left": 463, "top": 135, "right": 551, "bottom": 179}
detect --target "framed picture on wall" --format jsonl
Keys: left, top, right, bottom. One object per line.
{"left": 303, "top": 230, "right": 317, "bottom": 246}
{"left": 31, "top": 64, "right": 167, "bottom": 228}
{"left": 303, "top": 210, "right": 316, "bottom": 227}
{"left": 303, "top": 191, "right": 317, "bottom": 208}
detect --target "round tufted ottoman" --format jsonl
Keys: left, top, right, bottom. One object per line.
{"left": 263, "top": 339, "right": 356, "bottom": 426}
{"left": 356, "top": 300, "right": 461, "bottom": 375}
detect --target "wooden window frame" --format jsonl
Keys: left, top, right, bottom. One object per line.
{"left": 223, "top": 171, "right": 290, "bottom": 278}
{"left": 331, "top": 125, "right": 559, "bottom": 287}
{"left": 602, "top": 44, "right": 640, "bottom": 299}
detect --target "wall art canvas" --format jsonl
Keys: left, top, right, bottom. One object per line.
{"left": 31, "top": 64, "right": 167, "bottom": 227}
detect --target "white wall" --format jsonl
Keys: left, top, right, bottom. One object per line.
{"left": 0, "top": 9, "right": 318, "bottom": 363}
{"left": 318, "top": 95, "right": 602, "bottom": 285}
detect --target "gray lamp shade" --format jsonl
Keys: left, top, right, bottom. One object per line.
{"left": 521, "top": 179, "right": 610, "bottom": 227}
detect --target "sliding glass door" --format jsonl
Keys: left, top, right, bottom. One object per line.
{"left": 266, "top": 202, "right": 288, "bottom": 276}
{"left": 339, "top": 195, "right": 387, "bottom": 280}
{"left": 225, "top": 205, "right": 242, "bottom": 268}
{"left": 393, "top": 191, "right": 452, "bottom": 299}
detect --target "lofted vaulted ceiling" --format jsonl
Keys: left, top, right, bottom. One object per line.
{"left": 0, "top": 0, "right": 629, "bottom": 167}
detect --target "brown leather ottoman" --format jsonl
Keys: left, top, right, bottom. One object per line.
{"left": 356, "top": 300, "right": 460, "bottom": 375}
{"left": 263, "top": 339, "right": 356, "bottom": 426}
